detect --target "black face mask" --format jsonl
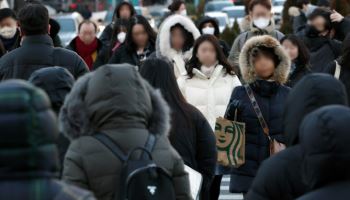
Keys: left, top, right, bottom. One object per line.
{"left": 305, "top": 25, "right": 322, "bottom": 38}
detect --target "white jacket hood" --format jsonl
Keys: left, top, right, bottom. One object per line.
{"left": 156, "top": 14, "right": 201, "bottom": 59}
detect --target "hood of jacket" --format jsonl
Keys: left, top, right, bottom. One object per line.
{"left": 239, "top": 35, "right": 291, "bottom": 84}
{"left": 197, "top": 16, "right": 220, "bottom": 37}
{"left": 29, "top": 67, "right": 75, "bottom": 114}
{"left": 284, "top": 74, "right": 348, "bottom": 147}
{"left": 300, "top": 105, "right": 350, "bottom": 189}
{"left": 59, "top": 64, "right": 170, "bottom": 140}
{"left": 156, "top": 14, "right": 200, "bottom": 60}
{"left": 0, "top": 80, "right": 59, "bottom": 179}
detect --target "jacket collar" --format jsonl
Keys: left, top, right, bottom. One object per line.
{"left": 192, "top": 64, "right": 224, "bottom": 84}
{"left": 22, "top": 34, "right": 53, "bottom": 47}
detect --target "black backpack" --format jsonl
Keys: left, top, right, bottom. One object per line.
{"left": 93, "top": 132, "right": 176, "bottom": 200}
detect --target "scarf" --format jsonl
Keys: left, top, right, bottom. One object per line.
{"left": 75, "top": 37, "right": 98, "bottom": 70}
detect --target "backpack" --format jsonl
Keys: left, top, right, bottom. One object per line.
{"left": 93, "top": 132, "right": 176, "bottom": 200}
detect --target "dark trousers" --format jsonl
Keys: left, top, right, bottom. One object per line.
{"left": 210, "top": 175, "right": 222, "bottom": 200}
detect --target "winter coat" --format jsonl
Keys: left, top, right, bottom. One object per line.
{"left": 297, "top": 106, "right": 350, "bottom": 200}
{"left": 286, "top": 62, "right": 311, "bottom": 87}
{"left": 28, "top": 66, "right": 75, "bottom": 168}
{"left": 197, "top": 16, "right": 231, "bottom": 57}
{"left": 0, "top": 34, "right": 89, "bottom": 80}
{"left": 0, "top": 29, "right": 21, "bottom": 57}
{"left": 226, "top": 35, "right": 291, "bottom": 193}
{"left": 178, "top": 64, "right": 241, "bottom": 130}
{"left": 169, "top": 104, "right": 217, "bottom": 200}
{"left": 66, "top": 36, "right": 104, "bottom": 69}
{"left": 108, "top": 43, "right": 155, "bottom": 67}
{"left": 99, "top": 23, "right": 113, "bottom": 47}
{"left": 228, "top": 20, "right": 284, "bottom": 66}
{"left": 302, "top": 36, "right": 342, "bottom": 72}
{"left": 246, "top": 73, "right": 348, "bottom": 200}
{"left": 0, "top": 80, "right": 95, "bottom": 200}
{"left": 156, "top": 14, "right": 201, "bottom": 78}
{"left": 324, "top": 60, "right": 350, "bottom": 103}
{"left": 60, "top": 64, "right": 192, "bottom": 200}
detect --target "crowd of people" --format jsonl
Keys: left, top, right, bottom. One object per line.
{"left": 0, "top": 0, "right": 350, "bottom": 199}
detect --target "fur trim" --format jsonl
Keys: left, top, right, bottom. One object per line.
{"left": 239, "top": 35, "right": 291, "bottom": 84}
{"left": 156, "top": 14, "right": 200, "bottom": 59}
{"left": 240, "top": 15, "right": 251, "bottom": 32}
{"left": 289, "top": 7, "right": 301, "bottom": 17}
{"left": 59, "top": 72, "right": 94, "bottom": 140}
{"left": 59, "top": 68, "right": 171, "bottom": 140}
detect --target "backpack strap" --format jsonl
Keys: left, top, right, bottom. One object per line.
{"left": 142, "top": 134, "right": 156, "bottom": 159}
{"left": 93, "top": 133, "right": 127, "bottom": 161}
{"left": 244, "top": 84, "right": 271, "bottom": 140}
{"left": 334, "top": 60, "right": 341, "bottom": 80}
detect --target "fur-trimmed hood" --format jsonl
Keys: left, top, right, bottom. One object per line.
{"left": 239, "top": 35, "right": 291, "bottom": 84}
{"left": 59, "top": 64, "right": 170, "bottom": 140}
{"left": 156, "top": 14, "right": 200, "bottom": 59}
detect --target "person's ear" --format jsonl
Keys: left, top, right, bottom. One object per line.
{"left": 48, "top": 24, "right": 51, "bottom": 35}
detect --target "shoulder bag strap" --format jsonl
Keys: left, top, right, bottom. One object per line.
{"left": 244, "top": 84, "right": 271, "bottom": 139}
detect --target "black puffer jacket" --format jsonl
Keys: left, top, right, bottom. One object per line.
{"left": 246, "top": 74, "right": 348, "bottom": 200}
{"left": 297, "top": 105, "right": 350, "bottom": 200}
{"left": 28, "top": 67, "right": 75, "bottom": 167}
{"left": 108, "top": 44, "right": 155, "bottom": 67}
{"left": 286, "top": 61, "right": 311, "bottom": 88}
{"left": 0, "top": 80, "right": 95, "bottom": 200}
{"left": 0, "top": 35, "right": 89, "bottom": 80}
{"left": 225, "top": 35, "right": 291, "bottom": 193}
{"left": 302, "top": 36, "right": 342, "bottom": 72}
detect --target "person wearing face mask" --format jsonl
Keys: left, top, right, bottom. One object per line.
{"left": 99, "top": 1, "right": 135, "bottom": 47}
{"left": 155, "top": 14, "right": 200, "bottom": 78}
{"left": 0, "top": 8, "right": 20, "bottom": 58}
{"left": 226, "top": 35, "right": 290, "bottom": 197}
{"left": 160, "top": 0, "right": 187, "bottom": 25}
{"left": 93, "top": 19, "right": 129, "bottom": 69}
{"left": 168, "top": 0, "right": 187, "bottom": 16}
{"left": 197, "top": 16, "right": 230, "bottom": 57}
{"left": 228, "top": 0, "right": 284, "bottom": 74}
{"left": 66, "top": 20, "right": 103, "bottom": 70}
{"left": 299, "top": 8, "right": 342, "bottom": 72}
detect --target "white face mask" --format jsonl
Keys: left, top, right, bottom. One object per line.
{"left": 0, "top": 26, "right": 17, "bottom": 39}
{"left": 117, "top": 32, "right": 126, "bottom": 43}
{"left": 202, "top": 27, "right": 215, "bottom": 35}
{"left": 180, "top": 9, "right": 187, "bottom": 16}
{"left": 253, "top": 17, "right": 270, "bottom": 29}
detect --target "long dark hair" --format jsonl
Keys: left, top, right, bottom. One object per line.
{"left": 281, "top": 34, "right": 310, "bottom": 67}
{"left": 186, "top": 34, "right": 235, "bottom": 78}
{"left": 140, "top": 58, "right": 193, "bottom": 128}
{"left": 125, "top": 15, "right": 156, "bottom": 53}
{"left": 340, "top": 33, "right": 350, "bottom": 67}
